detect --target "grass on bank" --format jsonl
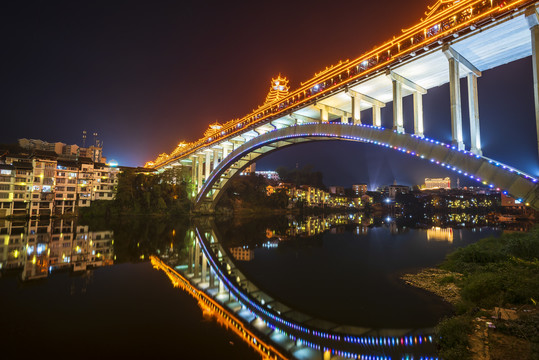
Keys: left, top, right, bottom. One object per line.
{"left": 435, "top": 227, "right": 539, "bottom": 360}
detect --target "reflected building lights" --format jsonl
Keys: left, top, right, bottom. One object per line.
{"left": 426, "top": 227, "right": 454, "bottom": 242}
{"left": 0, "top": 219, "right": 114, "bottom": 281}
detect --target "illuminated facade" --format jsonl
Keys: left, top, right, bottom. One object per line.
{"left": 255, "top": 170, "right": 280, "bottom": 181}
{"left": 229, "top": 246, "right": 254, "bottom": 261}
{"left": 352, "top": 184, "right": 368, "bottom": 196}
{"left": 424, "top": 177, "right": 451, "bottom": 190}
{"left": 0, "top": 152, "right": 119, "bottom": 218}
{"left": 267, "top": 183, "right": 361, "bottom": 208}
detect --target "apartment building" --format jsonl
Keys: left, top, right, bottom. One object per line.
{"left": 0, "top": 149, "right": 119, "bottom": 218}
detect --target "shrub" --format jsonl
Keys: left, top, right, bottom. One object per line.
{"left": 436, "top": 315, "right": 472, "bottom": 360}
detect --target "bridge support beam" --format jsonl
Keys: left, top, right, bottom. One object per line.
{"left": 317, "top": 103, "right": 351, "bottom": 124}
{"left": 190, "top": 155, "right": 197, "bottom": 193}
{"left": 467, "top": 74, "right": 482, "bottom": 155}
{"left": 188, "top": 242, "right": 193, "bottom": 273}
{"left": 444, "top": 44, "right": 482, "bottom": 152}
{"left": 373, "top": 104, "right": 382, "bottom": 127}
{"left": 352, "top": 95, "right": 361, "bottom": 125}
{"left": 213, "top": 148, "right": 220, "bottom": 170}
{"left": 319, "top": 107, "right": 329, "bottom": 123}
{"left": 527, "top": 6, "right": 539, "bottom": 160}
{"left": 232, "top": 139, "right": 245, "bottom": 151}
{"left": 346, "top": 89, "right": 385, "bottom": 127}
{"left": 205, "top": 151, "right": 211, "bottom": 181}
{"left": 201, "top": 253, "right": 207, "bottom": 283}
{"left": 218, "top": 278, "right": 225, "bottom": 294}
{"left": 413, "top": 92, "right": 424, "bottom": 137}
{"left": 387, "top": 70, "right": 426, "bottom": 136}
{"left": 209, "top": 268, "right": 215, "bottom": 288}
{"left": 392, "top": 79, "right": 404, "bottom": 133}
{"left": 222, "top": 143, "right": 232, "bottom": 160}
{"left": 290, "top": 113, "right": 318, "bottom": 124}
{"left": 194, "top": 240, "right": 200, "bottom": 278}
{"left": 197, "top": 154, "right": 204, "bottom": 192}
{"left": 448, "top": 56, "right": 465, "bottom": 150}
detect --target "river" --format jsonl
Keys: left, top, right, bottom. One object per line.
{"left": 0, "top": 214, "right": 502, "bottom": 359}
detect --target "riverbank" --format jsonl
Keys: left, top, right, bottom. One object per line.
{"left": 401, "top": 227, "right": 539, "bottom": 360}
{"left": 400, "top": 268, "right": 462, "bottom": 305}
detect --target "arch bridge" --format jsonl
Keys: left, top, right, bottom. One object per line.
{"left": 146, "top": 0, "right": 539, "bottom": 211}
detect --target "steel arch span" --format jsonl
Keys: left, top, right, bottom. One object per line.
{"left": 194, "top": 123, "right": 539, "bottom": 212}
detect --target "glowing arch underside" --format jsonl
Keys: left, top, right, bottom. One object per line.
{"left": 195, "top": 123, "right": 539, "bottom": 211}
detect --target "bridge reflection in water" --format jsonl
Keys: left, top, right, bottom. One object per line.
{"left": 153, "top": 216, "right": 442, "bottom": 360}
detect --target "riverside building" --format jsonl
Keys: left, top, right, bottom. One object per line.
{"left": 0, "top": 143, "right": 118, "bottom": 218}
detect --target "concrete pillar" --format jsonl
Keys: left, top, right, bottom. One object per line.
{"left": 352, "top": 96, "right": 361, "bottom": 125}
{"left": 373, "top": 105, "right": 382, "bottom": 127}
{"left": 320, "top": 107, "right": 329, "bottom": 123}
{"left": 222, "top": 144, "right": 231, "bottom": 159}
{"left": 197, "top": 154, "right": 204, "bottom": 192}
{"left": 205, "top": 151, "right": 211, "bottom": 181}
{"left": 219, "top": 278, "right": 225, "bottom": 293}
{"left": 190, "top": 156, "right": 197, "bottom": 191}
{"left": 527, "top": 11, "right": 539, "bottom": 159}
{"left": 201, "top": 253, "right": 207, "bottom": 283}
{"left": 188, "top": 242, "right": 193, "bottom": 273}
{"left": 232, "top": 140, "right": 244, "bottom": 151}
{"left": 213, "top": 148, "right": 220, "bottom": 170}
{"left": 340, "top": 115, "right": 347, "bottom": 124}
{"left": 413, "top": 92, "right": 424, "bottom": 137}
{"left": 209, "top": 268, "right": 214, "bottom": 287}
{"left": 467, "top": 74, "right": 482, "bottom": 155}
{"left": 194, "top": 240, "right": 200, "bottom": 278}
{"left": 392, "top": 80, "right": 404, "bottom": 133}
{"left": 449, "top": 57, "right": 465, "bottom": 150}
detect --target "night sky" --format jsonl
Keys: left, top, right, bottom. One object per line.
{"left": 1, "top": 0, "right": 537, "bottom": 188}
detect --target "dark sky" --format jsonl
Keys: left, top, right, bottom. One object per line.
{"left": 1, "top": 0, "right": 537, "bottom": 188}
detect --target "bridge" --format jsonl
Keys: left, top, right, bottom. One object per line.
{"left": 146, "top": 0, "right": 539, "bottom": 211}
{"left": 152, "top": 216, "right": 442, "bottom": 360}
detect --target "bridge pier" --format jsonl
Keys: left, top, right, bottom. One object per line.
{"left": 413, "top": 92, "right": 424, "bottom": 137}
{"left": 444, "top": 44, "right": 482, "bottom": 153}
{"left": 467, "top": 74, "right": 482, "bottom": 155}
{"left": 526, "top": 6, "right": 539, "bottom": 160}
{"left": 352, "top": 95, "right": 361, "bottom": 125}
{"left": 188, "top": 242, "right": 193, "bottom": 273}
{"left": 219, "top": 278, "right": 225, "bottom": 294}
{"left": 222, "top": 143, "right": 231, "bottom": 160}
{"left": 205, "top": 150, "right": 211, "bottom": 181}
{"left": 213, "top": 148, "right": 220, "bottom": 170}
{"left": 201, "top": 253, "right": 207, "bottom": 283}
{"left": 392, "top": 79, "right": 404, "bottom": 133}
{"left": 190, "top": 155, "right": 197, "bottom": 195}
{"left": 373, "top": 104, "right": 382, "bottom": 127}
{"left": 197, "top": 154, "right": 204, "bottom": 192}
{"left": 448, "top": 56, "right": 465, "bottom": 150}
{"left": 319, "top": 107, "right": 329, "bottom": 123}
{"left": 194, "top": 240, "right": 200, "bottom": 278}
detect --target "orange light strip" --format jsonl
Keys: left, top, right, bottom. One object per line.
{"left": 150, "top": 256, "right": 288, "bottom": 360}
{"left": 150, "top": 0, "right": 534, "bottom": 168}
